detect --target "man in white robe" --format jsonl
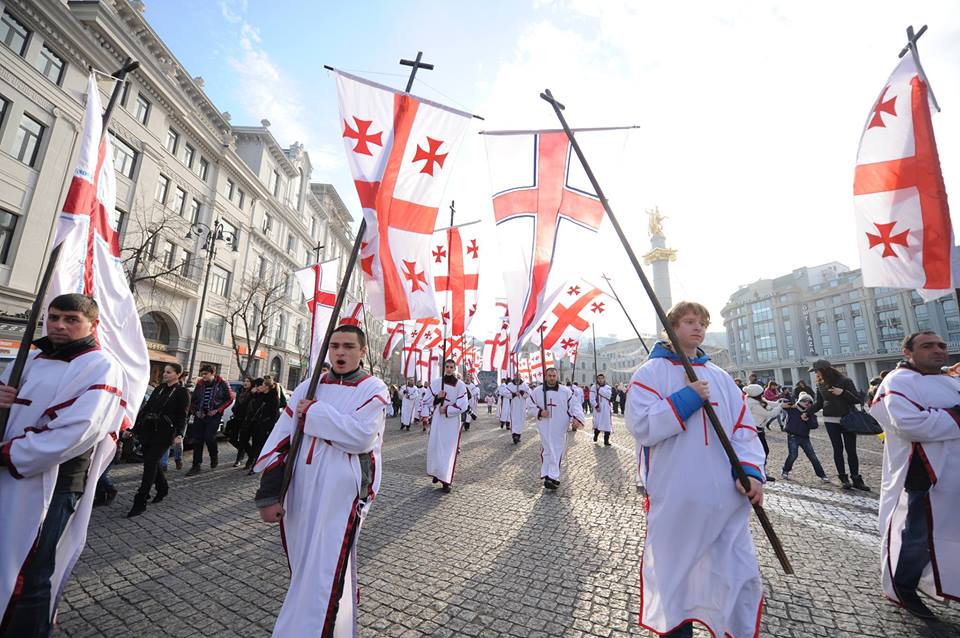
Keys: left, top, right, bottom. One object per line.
{"left": 625, "top": 302, "right": 765, "bottom": 638}
{"left": 0, "top": 294, "right": 125, "bottom": 637}
{"left": 870, "top": 330, "right": 960, "bottom": 620}
{"left": 507, "top": 375, "right": 530, "bottom": 444}
{"left": 462, "top": 376, "right": 479, "bottom": 431}
{"left": 530, "top": 368, "right": 584, "bottom": 489}
{"left": 417, "top": 382, "right": 430, "bottom": 431}
{"left": 423, "top": 359, "right": 468, "bottom": 492}
{"left": 399, "top": 379, "right": 420, "bottom": 431}
{"left": 591, "top": 374, "right": 614, "bottom": 445}
{"left": 255, "top": 325, "right": 388, "bottom": 638}
{"left": 497, "top": 380, "right": 512, "bottom": 429}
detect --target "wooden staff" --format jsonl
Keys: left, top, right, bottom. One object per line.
{"left": 540, "top": 88, "right": 793, "bottom": 574}
{"left": 601, "top": 273, "right": 650, "bottom": 355}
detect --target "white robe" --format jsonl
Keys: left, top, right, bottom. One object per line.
{"left": 591, "top": 384, "right": 613, "bottom": 432}
{"left": 507, "top": 382, "right": 530, "bottom": 434}
{"left": 399, "top": 385, "right": 420, "bottom": 426}
{"left": 497, "top": 383, "right": 512, "bottom": 422}
{"left": 424, "top": 378, "right": 468, "bottom": 484}
{"left": 870, "top": 367, "right": 960, "bottom": 603}
{"left": 464, "top": 383, "right": 479, "bottom": 423}
{"left": 0, "top": 347, "right": 125, "bottom": 624}
{"left": 418, "top": 387, "right": 432, "bottom": 420}
{"left": 626, "top": 355, "right": 765, "bottom": 637}
{"left": 529, "top": 385, "right": 584, "bottom": 481}
{"left": 254, "top": 372, "right": 388, "bottom": 638}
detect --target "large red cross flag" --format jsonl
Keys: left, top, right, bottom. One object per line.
{"left": 482, "top": 319, "right": 510, "bottom": 371}
{"left": 334, "top": 70, "right": 473, "bottom": 321}
{"left": 854, "top": 54, "right": 957, "bottom": 300}
{"left": 294, "top": 258, "right": 340, "bottom": 373}
{"left": 338, "top": 301, "right": 365, "bottom": 328}
{"left": 432, "top": 222, "right": 481, "bottom": 336}
{"left": 484, "top": 130, "right": 609, "bottom": 350}
{"left": 531, "top": 280, "right": 608, "bottom": 356}
{"left": 517, "top": 355, "right": 531, "bottom": 384}
{"left": 382, "top": 321, "right": 405, "bottom": 360}
{"left": 402, "top": 317, "right": 439, "bottom": 378}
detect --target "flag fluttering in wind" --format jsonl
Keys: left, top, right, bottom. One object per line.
{"left": 531, "top": 280, "right": 608, "bottom": 356}
{"left": 334, "top": 70, "right": 473, "bottom": 321}
{"left": 338, "top": 301, "right": 365, "bottom": 328}
{"left": 432, "top": 222, "right": 481, "bottom": 336}
{"left": 294, "top": 258, "right": 340, "bottom": 373}
{"left": 853, "top": 53, "right": 956, "bottom": 301}
{"left": 382, "top": 321, "right": 405, "bottom": 360}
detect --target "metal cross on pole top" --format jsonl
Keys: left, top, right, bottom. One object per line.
{"left": 400, "top": 51, "right": 434, "bottom": 93}
{"left": 899, "top": 25, "right": 939, "bottom": 112}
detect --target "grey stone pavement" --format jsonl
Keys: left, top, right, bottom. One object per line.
{"left": 56, "top": 411, "right": 960, "bottom": 637}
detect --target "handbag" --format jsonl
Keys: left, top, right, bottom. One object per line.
{"left": 840, "top": 404, "right": 883, "bottom": 435}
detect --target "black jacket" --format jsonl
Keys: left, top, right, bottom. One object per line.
{"left": 247, "top": 391, "right": 280, "bottom": 431}
{"left": 812, "top": 376, "right": 862, "bottom": 417}
{"left": 136, "top": 383, "right": 190, "bottom": 440}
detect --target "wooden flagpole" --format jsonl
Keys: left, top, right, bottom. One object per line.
{"left": 540, "top": 88, "right": 793, "bottom": 574}
{"left": 538, "top": 324, "right": 548, "bottom": 409}
{"left": 602, "top": 274, "right": 650, "bottom": 355}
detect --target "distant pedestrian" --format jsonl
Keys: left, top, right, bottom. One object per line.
{"left": 810, "top": 360, "right": 869, "bottom": 491}
{"left": 247, "top": 378, "right": 281, "bottom": 475}
{"left": 185, "top": 365, "right": 233, "bottom": 476}
{"left": 762, "top": 381, "right": 780, "bottom": 402}
{"left": 229, "top": 377, "right": 254, "bottom": 467}
{"left": 780, "top": 392, "right": 828, "bottom": 481}
{"left": 744, "top": 384, "right": 781, "bottom": 482}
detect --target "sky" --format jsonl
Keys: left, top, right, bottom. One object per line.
{"left": 143, "top": 0, "right": 960, "bottom": 342}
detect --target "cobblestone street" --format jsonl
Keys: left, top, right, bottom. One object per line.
{"left": 57, "top": 412, "right": 960, "bottom": 637}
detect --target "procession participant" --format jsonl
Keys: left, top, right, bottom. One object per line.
{"left": 417, "top": 381, "right": 430, "bottom": 432}
{"left": 463, "top": 376, "right": 479, "bottom": 431}
{"left": 507, "top": 373, "right": 530, "bottom": 444}
{"left": 582, "top": 384, "right": 591, "bottom": 414}
{"left": 125, "top": 363, "right": 190, "bottom": 517}
{"left": 254, "top": 324, "right": 388, "bottom": 637}
{"left": 591, "top": 374, "right": 614, "bottom": 445}
{"left": 185, "top": 364, "right": 233, "bottom": 476}
{"left": 625, "top": 301, "right": 765, "bottom": 638}
{"left": 497, "top": 379, "right": 512, "bottom": 429}
{"left": 423, "top": 359, "right": 468, "bottom": 492}
{"left": 569, "top": 381, "right": 585, "bottom": 431}
{"left": 530, "top": 368, "right": 584, "bottom": 489}
{"left": 399, "top": 378, "right": 420, "bottom": 431}
{"left": 870, "top": 331, "right": 960, "bottom": 620}
{"left": 0, "top": 294, "right": 126, "bottom": 637}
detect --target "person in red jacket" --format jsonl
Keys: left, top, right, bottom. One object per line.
{"left": 186, "top": 365, "right": 233, "bottom": 476}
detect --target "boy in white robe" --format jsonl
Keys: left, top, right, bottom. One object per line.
{"left": 625, "top": 301, "right": 765, "bottom": 638}
{"left": 255, "top": 325, "right": 388, "bottom": 638}
{"left": 0, "top": 294, "right": 126, "bottom": 637}
{"left": 870, "top": 331, "right": 960, "bottom": 620}
{"left": 530, "top": 368, "right": 584, "bottom": 489}
{"left": 417, "top": 382, "right": 430, "bottom": 431}
{"left": 506, "top": 375, "right": 530, "bottom": 444}
{"left": 591, "top": 375, "right": 614, "bottom": 445}
{"left": 399, "top": 379, "right": 419, "bottom": 431}
{"left": 496, "top": 381, "right": 512, "bottom": 429}
{"left": 462, "top": 377, "right": 479, "bottom": 431}
{"left": 423, "top": 359, "right": 468, "bottom": 492}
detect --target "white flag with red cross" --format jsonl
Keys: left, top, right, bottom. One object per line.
{"left": 432, "top": 222, "right": 481, "bottom": 337}
{"left": 294, "top": 258, "right": 340, "bottom": 373}
{"left": 402, "top": 317, "right": 439, "bottom": 378}
{"left": 530, "top": 280, "right": 608, "bottom": 356}
{"left": 382, "top": 321, "right": 405, "bottom": 360}
{"left": 334, "top": 70, "right": 473, "bottom": 321}
{"left": 854, "top": 54, "right": 956, "bottom": 301}
{"left": 338, "top": 301, "right": 365, "bottom": 328}
{"left": 482, "top": 318, "right": 510, "bottom": 372}
{"left": 517, "top": 355, "right": 531, "bottom": 384}
{"left": 484, "top": 130, "right": 610, "bottom": 351}
{"left": 417, "top": 347, "right": 441, "bottom": 383}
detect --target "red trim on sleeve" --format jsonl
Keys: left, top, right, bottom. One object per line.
{"left": 665, "top": 397, "right": 686, "bottom": 431}
{"left": 306, "top": 437, "right": 317, "bottom": 465}
{"left": 284, "top": 406, "right": 294, "bottom": 417}
{"left": 872, "top": 390, "right": 923, "bottom": 410}
{"left": 355, "top": 394, "right": 388, "bottom": 411}
{"left": 631, "top": 382, "right": 662, "bottom": 399}
{"left": 256, "top": 435, "right": 291, "bottom": 467}
{"left": 1, "top": 441, "right": 22, "bottom": 479}
{"left": 740, "top": 461, "right": 764, "bottom": 476}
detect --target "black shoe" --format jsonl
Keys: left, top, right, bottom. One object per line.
{"left": 839, "top": 474, "right": 852, "bottom": 490}
{"left": 210, "top": 458, "right": 219, "bottom": 469}
{"left": 151, "top": 491, "right": 168, "bottom": 504}
{"left": 126, "top": 501, "right": 147, "bottom": 518}
{"left": 895, "top": 588, "right": 936, "bottom": 620}
{"left": 246, "top": 468, "right": 255, "bottom": 476}
{"left": 441, "top": 483, "right": 451, "bottom": 493}
{"left": 544, "top": 478, "right": 558, "bottom": 490}
{"left": 175, "top": 459, "right": 183, "bottom": 470}
{"left": 104, "top": 488, "right": 118, "bottom": 506}
{"left": 432, "top": 477, "right": 439, "bottom": 484}
{"left": 851, "top": 475, "right": 871, "bottom": 491}
{"left": 185, "top": 466, "right": 202, "bottom": 477}
{"left": 767, "top": 476, "right": 776, "bottom": 482}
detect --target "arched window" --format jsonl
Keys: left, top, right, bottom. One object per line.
{"left": 270, "top": 356, "right": 282, "bottom": 379}
{"left": 141, "top": 312, "right": 172, "bottom": 344}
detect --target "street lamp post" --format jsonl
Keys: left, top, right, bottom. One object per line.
{"left": 184, "top": 219, "right": 235, "bottom": 385}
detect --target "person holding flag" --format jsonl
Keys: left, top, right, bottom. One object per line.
{"left": 530, "top": 367, "right": 584, "bottom": 489}
{"left": 399, "top": 378, "right": 420, "bottom": 431}
{"left": 497, "top": 378, "right": 512, "bottom": 430}
{"left": 591, "top": 374, "right": 614, "bottom": 446}
{"left": 506, "top": 373, "right": 530, "bottom": 444}
{"left": 423, "top": 359, "right": 468, "bottom": 492}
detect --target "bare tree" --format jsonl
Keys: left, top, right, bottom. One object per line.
{"left": 226, "top": 272, "right": 286, "bottom": 378}
{"left": 120, "top": 195, "right": 200, "bottom": 295}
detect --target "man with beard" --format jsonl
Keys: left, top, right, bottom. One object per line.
{"left": 530, "top": 368, "right": 584, "bottom": 489}
{"left": 423, "top": 359, "right": 468, "bottom": 492}
{"left": 591, "top": 374, "right": 614, "bottom": 445}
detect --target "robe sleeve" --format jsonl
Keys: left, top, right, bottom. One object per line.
{"left": 624, "top": 364, "right": 693, "bottom": 447}
{"left": 527, "top": 391, "right": 544, "bottom": 418}
{"left": 871, "top": 374, "right": 960, "bottom": 443}
{"left": 723, "top": 376, "right": 765, "bottom": 483}
{"left": 567, "top": 389, "right": 585, "bottom": 425}
{"left": 1, "top": 359, "right": 122, "bottom": 479}
{"left": 420, "top": 385, "right": 435, "bottom": 418}
{"left": 302, "top": 383, "right": 388, "bottom": 454}
{"left": 443, "top": 384, "right": 468, "bottom": 417}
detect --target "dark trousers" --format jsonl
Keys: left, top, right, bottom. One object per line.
{"left": 236, "top": 421, "right": 256, "bottom": 465}
{"left": 824, "top": 421, "right": 859, "bottom": 476}
{"left": 136, "top": 431, "right": 172, "bottom": 502}
{"left": 663, "top": 622, "right": 693, "bottom": 638}
{"left": 188, "top": 415, "right": 221, "bottom": 467}
{"left": 894, "top": 488, "right": 931, "bottom": 592}
{"left": 783, "top": 434, "right": 826, "bottom": 477}
{"left": 2, "top": 491, "right": 81, "bottom": 638}
{"left": 250, "top": 424, "right": 271, "bottom": 465}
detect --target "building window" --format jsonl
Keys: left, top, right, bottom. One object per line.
{"left": 156, "top": 239, "right": 175, "bottom": 268}
{"left": 262, "top": 212, "right": 273, "bottom": 234}
{"left": 0, "top": 210, "right": 17, "bottom": 263}
{"left": 197, "top": 156, "right": 209, "bottom": 181}
{"left": 202, "top": 316, "right": 226, "bottom": 343}
{"left": 109, "top": 132, "right": 138, "bottom": 179}
{"left": 295, "top": 168, "right": 304, "bottom": 211}
{"left": 181, "top": 250, "right": 193, "bottom": 278}
{"left": 172, "top": 187, "right": 186, "bottom": 216}
{"left": 286, "top": 233, "right": 296, "bottom": 252}
{"left": 182, "top": 143, "right": 195, "bottom": 168}
{"left": 165, "top": 128, "right": 179, "bottom": 154}
{"left": 876, "top": 309, "right": 905, "bottom": 351}
{"left": 914, "top": 304, "right": 931, "bottom": 331}
{"left": 12, "top": 113, "right": 44, "bottom": 167}
{"left": 875, "top": 294, "right": 898, "bottom": 311}
{"left": 35, "top": 44, "right": 65, "bottom": 85}
{"left": 237, "top": 189, "right": 245, "bottom": 210}
{"left": 941, "top": 298, "right": 960, "bottom": 332}
{"left": 155, "top": 175, "right": 170, "bottom": 204}
{"left": 256, "top": 254, "right": 268, "bottom": 279}
{"left": 0, "top": 11, "right": 29, "bottom": 57}
{"left": 189, "top": 199, "right": 201, "bottom": 225}
{"left": 275, "top": 314, "right": 286, "bottom": 342}
{"left": 268, "top": 170, "right": 279, "bottom": 196}
{"left": 134, "top": 93, "right": 151, "bottom": 125}
{"left": 226, "top": 179, "right": 235, "bottom": 200}
{"left": 210, "top": 264, "right": 231, "bottom": 297}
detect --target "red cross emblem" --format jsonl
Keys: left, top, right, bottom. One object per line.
{"left": 359, "top": 240, "right": 375, "bottom": 277}
{"left": 434, "top": 227, "right": 479, "bottom": 336}
{"left": 866, "top": 221, "right": 910, "bottom": 258}
{"left": 567, "top": 285, "right": 581, "bottom": 296}
{"left": 590, "top": 301, "right": 605, "bottom": 314}
{"left": 540, "top": 288, "right": 604, "bottom": 350}
{"left": 468, "top": 303, "right": 477, "bottom": 317}
{"left": 432, "top": 245, "right": 447, "bottom": 263}
{"left": 867, "top": 87, "right": 897, "bottom": 130}
{"left": 342, "top": 116, "right": 383, "bottom": 155}
{"left": 493, "top": 133, "right": 604, "bottom": 341}
{"left": 466, "top": 239, "right": 479, "bottom": 259}
{"left": 560, "top": 337, "right": 577, "bottom": 350}
{"left": 412, "top": 137, "right": 448, "bottom": 176}
{"left": 402, "top": 260, "right": 428, "bottom": 292}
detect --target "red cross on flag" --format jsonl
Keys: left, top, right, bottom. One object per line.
{"left": 402, "top": 317, "right": 439, "bottom": 377}
{"left": 854, "top": 54, "right": 956, "bottom": 301}
{"left": 517, "top": 355, "right": 531, "bottom": 384}
{"left": 417, "top": 348, "right": 441, "bottom": 383}
{"left": 432, "top": 222, "right": 481, "bottom": 336}
{"left": 47, "top": 74, "right": 150, "bottom": 429}
{"left": 334, "top": 70, "right": 473, "bottom": 321}
{"left": 528, "top": 350, "right": 557, "bottom": 383}
{"left": 531, "top": 280, "right": 608, "bottom": 356}
{"left": 482, "top": 320, "right": 510, "bottom": 372}
{"left": 338, "top": 301, "right": 365, "bottom": 328}
{"left": 484, "top": 130, "right": 609, "bottom": 350}
{"left": 382, "top": 321, "right": 406, "bottom": 360}
{"left": 294, "top": 258, "right": 340, "bottom": 373}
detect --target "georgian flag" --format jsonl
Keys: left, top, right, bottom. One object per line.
{"left": 382, "top": 321, "right": 405, "bottom": 360}
{"left": 432, "top": 222, "right": 481, "bottom": 336}
{"left": 338, "top": 301, "right": 365, "bottom": 328}
{"left": 531, "top": 280, "right": 608, "bottom": 356}
{"left": 294, "top": 258, "right": 340, "bottom": 374}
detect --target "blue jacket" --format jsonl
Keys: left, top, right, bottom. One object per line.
{"left": 783, "top": 406, "right": 818, "bottom": 438}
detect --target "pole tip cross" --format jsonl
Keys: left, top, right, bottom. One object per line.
{"left": 539, "top": 89, "right": 565, "bottom": 111}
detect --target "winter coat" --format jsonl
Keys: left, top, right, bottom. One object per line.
{"left": 812, "top": 376, "right": 862, "bottom": 418}
{"left": 135, "top": 383, "right": 190, "bottom": 442}
{"left": 189, "top": 376, "right": 233, "bottom": 416}
{"left": 782, "top": 406, "right": 818, "bottom": 438}
{"left": 746, "top": 395, "right": 781, "bottom": 431}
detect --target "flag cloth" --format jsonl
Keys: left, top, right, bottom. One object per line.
{"left": 531, "top": 280, "right": 608, "bottom": 355}
{"left": 484, "top": 130, "right": 608, "bottom": 350}
{"left": 402, "top": 318, "right": 439, "bottom": 378}
{"left": 854, "top": 54, "right": 956, "bottom": 301}
{"left": 294, "top": 258, "right": 340, "bottom": 374}
{"left": 482, "top": 320, "right": 510, "bottom": 372}
{"left": 432, "top": 222, "right": 481, "bottom": 337}
{"left": 382, "top": 321, "right": 405, "bottom": 360}
{"left": 338, "top": 301, "right": 365, "bottom": 328}
{"left": 517, "top": 355, "right": 531, "bottom": 384}
{"left": 334, "top": 69, "right": 473, "bottom": 321}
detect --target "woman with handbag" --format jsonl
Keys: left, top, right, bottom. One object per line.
{"left": 229, "top": 377, "right": 254, "bottom": 467}
{"left": 809, "top": 359, "right": 870, "bottom": 491}
{"left": 126, "top": 363, "right": 190, "bottom": 517}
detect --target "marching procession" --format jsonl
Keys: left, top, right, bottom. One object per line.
{"left": 0, "top": 2, "right": 958, "bottom": 637}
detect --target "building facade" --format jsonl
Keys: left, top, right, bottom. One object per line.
{"left": 722, "top": 261, "right": 960, "bottom": 391}
{"left": 0, "top": 0, "right": 369, "bottom": 387}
